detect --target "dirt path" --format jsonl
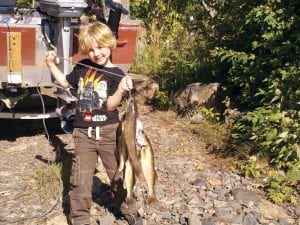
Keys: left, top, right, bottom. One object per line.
{"left": 0, "top": 112, "right": 298, "bottom": 225}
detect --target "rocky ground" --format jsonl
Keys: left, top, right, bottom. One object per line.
{"left": 0, "top": 110, "right": 299, "bottom": 225}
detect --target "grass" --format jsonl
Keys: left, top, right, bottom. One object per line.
{"left": 189, "top": 119, "right": 229, "bottom": 152}
{"left": 33, "top": 163, "right": 62, "bottom": 201}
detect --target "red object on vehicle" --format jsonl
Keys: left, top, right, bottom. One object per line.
{"left": 0, "top": 27, "right": 36, "bottom": 67}
{"left": 112, "top": 22, "right": 139, "bottom": 65}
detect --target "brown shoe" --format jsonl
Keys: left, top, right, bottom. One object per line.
{"left": 123, "top": 213, "right": 143, "bottom": 225}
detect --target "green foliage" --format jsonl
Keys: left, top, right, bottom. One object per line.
{"left": 34, "top": 163, "right": 61, "bottom": 201}
{"left": 16, "top": 0, "right": 32, "bottom": 7}
{"left": 231, "top": 106, "right": 299, "bottom": 169}
{"left": 130, "top": 0, "right": 212, "bottom": 91}
{"left": 267, "top": 163, "right": 299, "bottom": 204}
{"left": 189, "top": 118, "right": 228, "bottom": 152}
{"left": 232, "top": 158, "right": 299, "bottom": 204}
{"left": 200, "top": 107, "right": 221, "bottom": 122}
{"left": 211, "top": 0, "right": 300, "bottom": 108}
{"left": 152, "top": 91, "right": 172, "bottom": 110}
{"left": 232, "top": 157, "right": 266, "bottom": 178}
{"left": 183, "top": 107, "right": 221, "bottom": 125}
{"left": 131, "top": 0, "right": 300, "bottom": 203}
{"left": 211, "top": 0, "right": 300, "bottom": 199}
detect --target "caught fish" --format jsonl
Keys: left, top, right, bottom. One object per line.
{"left": 123, "top": 97, "right": 141, "bottom": 176}
{"left": 116, "top": 116, "right": 127, "bottom": 172}
{"left": 123, "top": 158, "right": 135, "bottom": 204}
{"left": 136, "top": 119, "right": 158, "bottom": 204}
{"left": 116, "top": 95, "right": 157, "bottom": 204}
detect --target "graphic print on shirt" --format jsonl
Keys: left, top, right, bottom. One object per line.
{"left": 77, "top": 69, "right": 107, "bottom": 122}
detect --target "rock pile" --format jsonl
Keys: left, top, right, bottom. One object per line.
{"left": 0, "top": 111, "right": 299, "bottom": 225}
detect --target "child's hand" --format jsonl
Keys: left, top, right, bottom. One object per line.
{"left": 44, "top": 51, "right": 57, "bottom": 67}
{"left": 118, "top": 76, "right": 133, "bottom": 95}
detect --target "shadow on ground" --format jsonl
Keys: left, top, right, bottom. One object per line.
{"left": 0, "top": 118, "right": 63, "bottom": 141}
{"left": 34, "top": 133, "right": 74, "bottom": 223}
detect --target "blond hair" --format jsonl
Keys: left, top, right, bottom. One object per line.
{"left": 78, "top": 22, "right": 116, "bottom": 54}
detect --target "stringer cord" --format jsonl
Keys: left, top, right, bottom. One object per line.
{"left": 59, "top": 56, "right": 125, "bottom": 78}
{"left": 37, "top": 62, "right": 51, "bottom": 145}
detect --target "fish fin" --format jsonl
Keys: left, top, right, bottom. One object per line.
{"left": 126, "top": 197, "right": 135, "bottom": 205}
{"left": 118, "top": 158, "right": 125, "bottom": 172}
{"left": 146, "top": 195, "right": 157, "bottom": 204}
{"left": 134, "top": 163, "right": 142, "bottom": 178}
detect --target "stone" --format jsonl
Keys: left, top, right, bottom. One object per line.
{"left": 191, "top": 178, "right": 207, "bottom": 188}
{"left": 188, "top": 195, "right": 201, "bottom": 205}
{"left": 173, "top": 82, "right": 225, "bottom": 114}
{"left": 201, "top": 217, "right": 215, "bottom": 225}
{"left": 232, "top": 214, "right": 244, "bottom": 224}
{"left": 231, "top": 188, "right": 260, "bottom": 205}
{"left": 188, "top": 215, "right": 202, "bottom": 225}
{"left": 214, "top": 200, "right": 228, "bottom": 208}
{"left": 168, "top": 157, "right": 189, "bottom": 165}
{"left": 97, "top": 215, "right": 115, "bottom": 225}
{"left": 0, "top": 171, "right": 10, "bottom": 176}
{"left": 295, "top": 203, "right": 300, "bottom": 217}
{"left": 278, "top": 218, "right": 290, "bottom": 225}
{"left": 161, "top": 212, "right": 172, "bottom": 220}
{"left": 179, "top": 215, "right": 188, "bottom": 224}
{"left": 207, "top": 177, "right": 222, "bottom": 186}
{"left": 45, "top": 214, "right": 68, "bottom": 225}
{"left": 0, "top": 111, "right": 296, "bottom": 225}
{"left": 259, "top": 199, "right": 291, "bottom": 220}
{"left": 243, "top": 214, "right": 259, "bottom": 225}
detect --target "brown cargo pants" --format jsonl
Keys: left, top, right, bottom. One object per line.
{"left": 69, "top": 124, "right": 136, "bottom": 225}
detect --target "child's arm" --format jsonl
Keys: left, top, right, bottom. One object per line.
{"left": 106, "top": 76, "right": 133, "bottom": 111}
{"left": 45, "top": 51, "right": 71, "bottom": 89}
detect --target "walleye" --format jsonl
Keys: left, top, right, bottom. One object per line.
{"left": 124, "top": 158, "right": 135, "bottom": 204}
{"left": 123, "top": 97, "right": 141, "bottom": 176}
{"left": 136, "top": 119, "right": 157, "bottom": 204}
{"left": 116, "top": 96, "right": 157, "bottom": 204}
{"left": 116, "top": 117, "right": 127, "bottom": 172}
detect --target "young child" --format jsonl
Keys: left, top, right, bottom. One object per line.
{"left": 45, "top": 22, "right": 142, "bottom": 225}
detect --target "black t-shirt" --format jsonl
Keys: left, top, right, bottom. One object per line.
{"left": 66, "top": 59, "right": 124, "bottom": 128}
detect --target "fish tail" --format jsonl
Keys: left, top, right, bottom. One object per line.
{"left": 117, "top": 157, "right": 125, "bottom": 172}
{"left": 126, "top": 197, "right": 135, "bottom": 205}
{"left": 146, "top": 195, "right": 157, "bottom": 204}
{"left": 133, "top": 162, "right": 142, "bottom": 177}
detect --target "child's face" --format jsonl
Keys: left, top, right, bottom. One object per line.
{"left": 88, "top": 39, "right": 112, "bottom": 66}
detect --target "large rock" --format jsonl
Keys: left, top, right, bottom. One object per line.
{"left": 173, "top": 82, "right": 225, "bottom": 114}
{"left": 259, "top": 199, "right": 292, "bottom": 220}
{"left": 128, "top": 73, "right": 159, "bottom": 114}
{"left": 231, "top": 188, "right": 260, "bottom": 206}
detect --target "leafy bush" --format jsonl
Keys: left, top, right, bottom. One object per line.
{"left": 152, "top": 91, "right": 172, "bottom": 110}
{"left": 16, "top": 0, "right": 32, "bottom": 7}
{"left": 231, "top": 157, "right": 267, "bottom": 179}
{"left": 131, "top": 0, "right": 300, "bottom": 203}
{"left": 267, "top": 163, "right": 300, "bottom": 204}
{"left": 231, "top": 106, "right": 299, "bottom": 169}
{"left": 130, "top": 0, "right": 211, "bottom": 92}
{"left": 211, "top": 0, "right": 300, "bottom": 203}
{"left": 189, "top": 118, "right": 229, "bottom": 152}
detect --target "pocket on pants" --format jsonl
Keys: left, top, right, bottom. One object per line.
{"left": 70, "top": 155, "right": 80, "bottom": 186}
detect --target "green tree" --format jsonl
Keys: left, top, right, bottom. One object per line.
{"left": 16, "top": 0, "right": 32, "bottom": 7}
{"left": 131, "top": 0, "right": 300, "bottom": 202}
{"left": 210, "top": 0, "right": 299, "bottom": 168}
